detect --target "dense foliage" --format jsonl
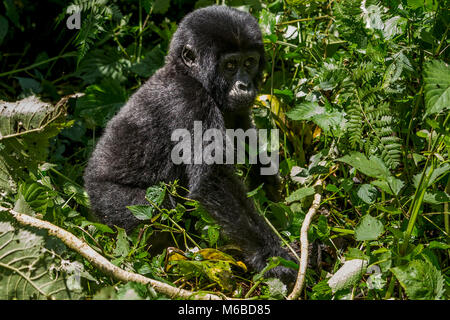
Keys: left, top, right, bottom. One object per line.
{"left": 0, "top": 0, "right": 448, "bottom": 300}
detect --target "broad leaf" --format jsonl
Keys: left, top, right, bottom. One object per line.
{"left": 285, "top": 186, "right": 315, "bottom": 204}
{"left": 75, "top": 78, "right": 127, "bottom": 128}
{"left": 113, "top": 227, "right": 130, "bottom": 258}
{"left": 354, "top": 214, "right": 384, "bottom": 241}
{"left": 391, "top": 260, "right": 445, "bottom": 300}
{"left": 0, "top": 218, "right": 83, "bottom": 299}
{"left": 357, "top": 184, "right": 378, "bottom": 204}
{"left": 424, "top": 60, "right": 450, "bottom": 115}
{"left": 286, "top": 102, "right": 345, "bottom": 134}
{"left": 371, "top": 176, "right": 404, "bottom": 196}
{"left": 127, "top": 205, "right": 154, "bottom": 220}
{"left": 337, "top": 152, "right": 391, "bottom": 179}
{"left": 0, "top": 96, "right": 68, "bottom": 195}
{"left": 0, "top": 15, "right": 8, "bottom": 45}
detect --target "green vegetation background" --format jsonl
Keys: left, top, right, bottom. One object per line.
{"left": 0, "top": 0, "right": 448, "bottom": 300}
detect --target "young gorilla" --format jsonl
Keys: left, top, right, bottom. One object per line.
{"left": 84, "top": 6, "right": 296, "bottom": 284}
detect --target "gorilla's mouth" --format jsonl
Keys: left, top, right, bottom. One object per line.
{"left": 228, "top": 92, "right": 256, "bottom": 110}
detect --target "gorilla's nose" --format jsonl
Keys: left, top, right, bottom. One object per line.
{"left": 237, "top": 81, "right": 250, "bottom": 91}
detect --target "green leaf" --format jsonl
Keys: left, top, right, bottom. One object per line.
{"left": 340, "top": 178, "right": 354, "bottom": 192}
{"left": 0, "top": 96, "right": 67, "bottom": 195}
{"left": 345, "top": 248, "right": 370, "bottom": 261}
{"left": 391, "top": 260, "right": 445, "bottom": 300}
{"left": 16, "top": 182, "right": 54, "bottom": 215}
{"left": 3, "top": 0, "right": 20, "bottom": 28}
{"left": 311, "top": 280, "right": 333, "bottom": 300}
{"left": 337, "top": 152, "right": 391, "bottom": 179}
{"left": 130, "top": 45, "right": 165, "bottom": 78}
{"left": 207, "top": 225, "right": 220, "bottom": 246}
{"left": 285, "top": 187, "right": 315, "bottom": 203}
{"left": 75, "top": 78, "right": 127, "bottom": 128}
{"left": 113, "top": 227, "right": 130, "bottom": 258}
{"left": 311, "top": 111, "right": 345, "bottom": 133}
{"left": 142, "top": 0, "right": 152, "bottom": 13}
{"left": 427, "top": 163, "right": 450, "bottom": 187}
{"left": 127, "top": 205, "right": 154, "bottom": 220}
{"left": 407, "top": 0, "right": 423, "bottom": 9}
{"left": 357, "top": 184, "right": 378, "bottom": 204}
{"left": 382, "top": 16, "right": 406, "bottom": 40}
{"left": 116, "top": 282, "right": 147, "bottom": 300}
{"left": 371, "top": 177, "right": 404, "bottom": 195}
{"left": 15, "top": 77, "right": 42, "bottom": 97}
{"left": 63, "top": 182, "right": 90, "bottom": 208}
{"left": 145, "top": 183, "right": 166, "bottom": 207}
{"left": 367, "top": 273, "right": 386, "bottom": 290}
{"left": 361, "top": 4, "right": 384, "bottom": 31}
{"left": 316, "top": 214, "right": 330, "bottom": 241}
{"left": 273, "top": 89, "right": 294, "bottom": 102}
{"left": 286, "top": 102, "right": 345, "bottom": 134}
{"left": 407, "top": 0, "right": 438, "bottom": 10}
{"left": 13, "top": 193, "right": 35, "bottom": 216}
{"left": 259, "top": 9, "right": 278, "bottom": 35}
{"left": 354, "top": 214, "right": 384, "bottom": 241}
{"left": 0, "top": 15, "right": 8, "bottom": 45}
{"left": 152, "top": 0, "right": 170, "bottom": 14}
{"left": 423, "top": 190, "right": 450, "bottom": 205}
{"left": 286, "top": 102, "right": 324, "bottom": 120}
{"left": 76, "top": 49, "right": 131, "bottom": 85}
{"left": 0, "top": 218, "right": 83, "bottom": 299}
{"left": 428, "top": 241, "right": 450, "bottom": 250}
{"left": 127, "top": 183, "right": 166, "bottom": 220}
{"left": 81, "top": 221, "right": 115, "bottom": 234}
{"left": 263, "top": 278, "right": 287, "bottom": 299}
{"left": 423, "top": 60, "right": 450, "bottom": 115}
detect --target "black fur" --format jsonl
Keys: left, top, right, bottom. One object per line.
{"left": 84, "top": 6, "right": 296, "bottom": 284}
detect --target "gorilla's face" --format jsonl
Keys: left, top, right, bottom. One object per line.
{"left": 219, "top": 51, "right": 260, "bottom": 111}
{"left": 173, "top": 6, "right": 265, "bottom": 112}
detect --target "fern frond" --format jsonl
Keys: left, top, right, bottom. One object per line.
{"left": 346, "top": 103, "right": 364, "bottom": 149}
{"left": 366, "top": 102, "right": 401, "bottom": 169}
{"left": 65, "top": 0, "right": 123, "bottom": 64}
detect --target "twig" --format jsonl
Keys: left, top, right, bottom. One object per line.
{"left": 287, "top": 179, "right": 323, "bottom": 300}
{"left": 0, "top": 52, "right": 77, "bottom": 78}
{"left": 276, "top": 15, "right": 331, "bottom": 26}
{"left": 0, "top": 206, "right": 223, "bottom": 300}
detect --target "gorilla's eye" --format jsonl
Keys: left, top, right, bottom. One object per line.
{"left": 244, "top": 58, "right": 256, "bottom": 68}
{"left": 225, "top": 61, "right": 236, "bottom": 71}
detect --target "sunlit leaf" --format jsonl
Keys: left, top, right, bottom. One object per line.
{"left": 424, "top": 60, "right": 450, "bottom": 115}
{"left": 354, "top": 214, "right": 384, "bottom": 241}
{"left": 391, "top": 260, "right": 444, "bottom": 300}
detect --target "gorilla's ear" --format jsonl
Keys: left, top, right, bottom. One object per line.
{"left": 181, "top": 44, "right": 196, "bottom": 68}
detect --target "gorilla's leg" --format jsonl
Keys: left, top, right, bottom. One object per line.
{"left": 188, "top": 165, "right": 296, "bottom": 284}
{"left": 85, "top": 181, "right": 146, "bottom": 232}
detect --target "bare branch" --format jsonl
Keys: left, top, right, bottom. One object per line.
{"left": 287, "top": 179, "right": 323, "bottom": 300}
{"left": 0, "top": 206, "right": 224, "bottom": 300}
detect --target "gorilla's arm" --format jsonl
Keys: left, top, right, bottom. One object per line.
{"left": 224, "top": 111, "right": 282, "bottom": 202}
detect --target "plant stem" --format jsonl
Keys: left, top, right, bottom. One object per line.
{"left": 137, "top": 0, "right": 143, "bottom": 63}
{"left": 0, "top": 53, "right": 77, "bottom": 78}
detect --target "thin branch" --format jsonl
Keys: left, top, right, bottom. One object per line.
{"left": 0, "top": 206, "right": 224, "bottom": 300}
{"left": 287, "top": 179, "right": 323, "bottom": 300}
{"left": 276, "top": 15, "right": 331, "bottom": 26}
{"left": 0, "top": 52, "right": 77, "bottom": 78}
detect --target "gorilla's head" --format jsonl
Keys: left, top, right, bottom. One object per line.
{"left": 168, "top": 6, "right": 265, "bottom": 112}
